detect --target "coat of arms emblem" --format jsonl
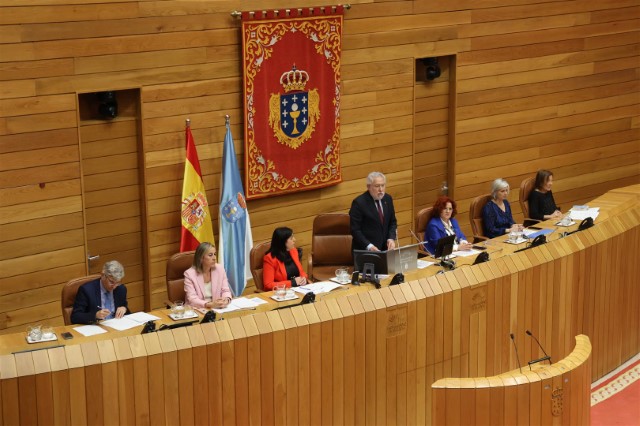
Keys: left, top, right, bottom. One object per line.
{"left": 181, "top": 192, "right": 209, "bottom": 231}
{"left": 268, "top": 65, "right": 320, "bottom": 149}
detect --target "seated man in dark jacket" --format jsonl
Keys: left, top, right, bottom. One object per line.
{"left": 71, "top": 260, "right": 129, "bottom": 324}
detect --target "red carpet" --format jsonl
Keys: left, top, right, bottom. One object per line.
{"left": 591, "top": 354, "right": 640, "bottom": 425}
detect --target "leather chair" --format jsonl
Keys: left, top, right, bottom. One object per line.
{"left": 165, "top": 250, "right": 195, "bottom": 306}
{"left": 249, "top": 241, "right": 271, "bottom": 292}
{"left": 519, "top": 176, "right": 540, "bottom": 223}
{"left": 415, "top": 207, "right": 433, "bottom": 256}
{"left": 307, "top": 213, "right": 353, "bottom": 281}
{"left": 61, "top": 274, "right": 101, "bottom": 325}
{"left": 469, "top": 194, "right": 492, "bottom": 243}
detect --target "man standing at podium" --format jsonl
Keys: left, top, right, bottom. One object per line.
{"left": 349, "top": 171, "right": 398, "bottom": 252}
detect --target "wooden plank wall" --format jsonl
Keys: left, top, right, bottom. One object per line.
{"left": 0, "top": 0, "right": 638, "bottom": 334}
{"left": 1, "top": 201, "right": 638, "bottom": 425}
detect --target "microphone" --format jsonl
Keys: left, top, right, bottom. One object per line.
{"left": 410, "top": 229, "right": 432, "bottom": 256}
{"left": 391, "top": 230, "right": 404, "bottom": 284}
{"left": 526, "top": 329, "right": 551, "bottom": 366}
{"left": 510, "top": 333, "right": 522, "bottom": 373}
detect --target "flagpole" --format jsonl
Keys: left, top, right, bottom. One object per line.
{"left": 225, "top": 114, "right": 230, "bottom": 126}
{"left": 185, "top": 118, "right": 190, "bottom": 128}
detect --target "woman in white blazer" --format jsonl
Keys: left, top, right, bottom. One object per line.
{"left": 183, "top": 242, "right": 232, "bottom": 309}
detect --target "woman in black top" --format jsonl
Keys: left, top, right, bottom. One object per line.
{"left": 528, "top": 170, "right": 563, "bottom": 221}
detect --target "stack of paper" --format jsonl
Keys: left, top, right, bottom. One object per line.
{"left": 100, "top": 312, "right": 162, "bottom": 331}
{"left": 569, "top": 206, "right": 599, "bottom": 221}
{"left": 293, "top": 281, "right": 343, "bottom": 295}
{"left": 213, "top": 296, "right": 268, "bottom": 314}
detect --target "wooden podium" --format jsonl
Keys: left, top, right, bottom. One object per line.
{"left": 432, "top": 335, "right": 592, "bottom": 425}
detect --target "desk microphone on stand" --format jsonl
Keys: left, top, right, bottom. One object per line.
{"left": 510, "top": 333, "right": 522, "bottom": 373}
{"left": 526, "top": 329, "right": 551, "bottom": 367}
{"left": 390, "top": 230, "right": 404, "bottom": 285}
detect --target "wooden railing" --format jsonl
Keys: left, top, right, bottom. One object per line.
{"left": 0, "top": 186, "right": 638, "bottom": 425}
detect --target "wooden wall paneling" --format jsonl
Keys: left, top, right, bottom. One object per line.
{"left": 215, "top": 318, "right": 237, "bottom": 426}
{"left": 390, "top": 285, "right": 409, "bottom": 425}
{"left": 0, "top": 354, "right": 19, "bottom": 425}
{"left": 336, "top": 296, "right": 356, "bottom": 425}
{"left": 278, "top": 309, "right": 299, "bottom": 426}
{"left": 200, "top": 322, "right": 223, "bottom": 426}
{"left": 301, "top": 303, "right": 322, "bottom": 426}
{"left": 400, "top": 283, "right": 419, "bottom": 424}
{"left": 368, "top": 290, "right": 387, "bottom": 423}
{"left": 325, "top": 298, "right": 346, "bottom": 425}
{"left": 96, "top": 340, "right": 120, "bottom": 424}
{"left": 80, "top": 341, "right": 104, "bottom": 426}
{"left": 15, "top": 352, "right": 37, "bottom": 425}
{"left": 239, "top": 316, "right": 261, "bottom": 426}
{"left": 473, "top": 377, "right": 490, "bottom": 424}
{"left": 227, "top": 318, "right": 250, "bottom": 426}
{"left": 356, "top": 291, "right": 378, "bottom": 426}
{"left": 141, "top": 332, "right": 164, "bottom": 426}
{"left": 112, "top": 336, "right": 136, "bottom": 425}
{"left": 171, "top": 328, "right": 195, "bottom": 426}
{"left": 32, "top": 350, "right": 54, "bottom": 425}
{"left": 126, "top": 334, "right": 150, "bottom": 426}
{"left": 314, "top": 301, "right": 334, "bottom": 425}
{"left": 155, "top": 329, "right": 180, "bottom": 425}
{"left": 47, "top": 347, "right": 71, "bottom": 425}
{"left": 405, "top": 280, "right": 427, "bottom": 423}
{"left": 377, "top": 288, "right": 399, "bottom": 425}
{"left": 65, "top": 345, "right": 88, "bottom": 425}
{"left": 514, "top": 372, "right": 530, "bottom": 425}
{"left": 345, "top": 293, "right": 366, "bottom": 426}
{"left": 265, "top": 310, "right": 286, "bottom": 426}
{"left": 420, "top": 278, "right": 436, "bottom": 423}
{"left": 488, "top": 376, "right": 505, "bottom": 425}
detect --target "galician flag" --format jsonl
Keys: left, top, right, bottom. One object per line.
{"left": 180, "top": 120, "right": 214, "bottom": 252}
{"left": 219, "top": 116, "right": 253, "bottom": 296}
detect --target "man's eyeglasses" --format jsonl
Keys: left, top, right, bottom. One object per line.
{"left": 103, "top": 275, "right": 121, "bottom": 286}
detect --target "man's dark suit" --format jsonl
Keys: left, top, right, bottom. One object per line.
{"left": 70, "top": 278, "right": 129, "bottom": 324}
{"left": 349, "top": 191, "right": 398, "bottom": 251}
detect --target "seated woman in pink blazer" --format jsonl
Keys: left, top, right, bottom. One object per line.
{"left": 184, "top": 242, "right": 232, "bottom": 309}
{"left": 262, "top": 227, "right": 308, "bottom": 291}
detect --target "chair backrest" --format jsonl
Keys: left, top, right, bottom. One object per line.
{"left": 415, "top": 207, "right": 434, "bottom": 236}
{"left": 61, "top": 274, "right": 101, "bottom": 325}
{"left": 249, "top": 241, "right": 271, "bottom": 292}
{"left": 469, "top": 194, "right": 492, "bottom": 239}
{"left": 309, "top": 213, "right": 353, "bottom": 281}
{"left": 165, "top": 250, "right": 195, "bottom": 304}
{"left": 519, "top": 176, "right": 536, "bottom": 219}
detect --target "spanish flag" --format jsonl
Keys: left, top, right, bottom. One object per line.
{"left": 180, "top": 120, "right": 214, "bottom": 251}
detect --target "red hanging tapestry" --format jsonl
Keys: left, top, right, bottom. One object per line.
{"left": 241, "top": 6, "right": 344, "bottom": 199}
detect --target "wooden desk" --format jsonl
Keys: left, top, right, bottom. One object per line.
{"left": 432, "top": 334, "right": 592, "bottom": 425}
{"left": 0, "top": 185, "right": 638, "bottom": 425}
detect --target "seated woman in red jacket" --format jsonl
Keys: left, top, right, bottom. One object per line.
{"left": 262, "top": 227, "right": 308, "bottom": 291}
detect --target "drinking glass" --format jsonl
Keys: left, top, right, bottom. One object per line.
{"left": 41, "top": 326, "right": 55, "bottom": 340}
{"left": 27, "top": 325, "right": 42, "bottom": 341}
{"left": 172, "top": 301, "right": 185, "bottom": 318}
{"left": 274, "top": 285, "right": 286, "bottom": 299}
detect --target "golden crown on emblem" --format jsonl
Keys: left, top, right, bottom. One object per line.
{"left": 280, "top": 65, "right": 309, "bottom": 92}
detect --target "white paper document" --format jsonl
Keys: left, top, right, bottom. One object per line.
{"left": 212, "top": 296, "right": 266, "bottom": 314}
{"left": 126, "top": 312, "right": 161, "bottom": 323}
{"left": 452, "top": 249, "right": 481, "bottom": 257}
{"left": 569, "top": 207, "right": 599, "bottom": 221}
{"left": 417, "top": 259, "right": 434, "bottom": 269}
{"left": 100, "top": 317, "right": 145, "bottom": 331}
{"left": 293, "top": 281, "right": 343, "bottom": 295}
{"left": 73, "top": 325, "right": 108, "bottom": 337}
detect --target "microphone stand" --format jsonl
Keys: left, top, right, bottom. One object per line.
{"left": 526, "top": 329, "right": 552, "bottom": 368}
{"left": 393, "top": 230, "right": 404, "bottom": 284}
{"left": 510, "top": 333, "right": 522, "bottom": 373}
